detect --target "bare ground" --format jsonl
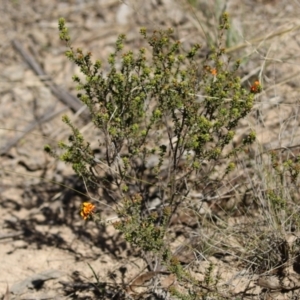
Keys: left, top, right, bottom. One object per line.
{"left": 1, "top": 0, "right": 300, "bottom": 299}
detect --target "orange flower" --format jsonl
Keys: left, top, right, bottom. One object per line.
{"left": 250, "top": 80, "right": 261, "bottom": 93}
{"left": 80, "top": 202, "right": 96, "bottom": 220}
{"left": 210, "top": 68, "right": 217, "bottom": 76}
{"left": 204, "top": 65, "right": 217, "bottom": 76}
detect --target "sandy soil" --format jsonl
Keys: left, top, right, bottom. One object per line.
{"left": 1, "top": 0, "right": 300, "bottom": 299}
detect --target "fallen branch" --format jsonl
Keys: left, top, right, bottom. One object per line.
{"left": 0, "top": 107, "right": 67, "bottom": 155}
{"left": 12, "top": 39, "right": 89, "bottom": 118}
{"left": 0, "top": 40, "right": 91, "bottom": 155}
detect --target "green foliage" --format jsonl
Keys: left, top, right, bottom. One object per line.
{"left": 270, "top": 150, "right": 300, "bottom": 184}
{"left": 266, "top": 150, "right": 300, "bottom": 226}
{"left": 113, "top": 193, "right": 168, "bottom": 252}
{"left": 53, "top": 14, "right": 255, "bottom": 189}
{"left": 169, "top": 286, "right": 198, "bottom": 300}
{"left": 48, "top": 14, "right": 259, "bottom": 298}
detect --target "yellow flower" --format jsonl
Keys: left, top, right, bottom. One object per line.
{"left": 80, "top": 202, "right": 96, "bottom": 220}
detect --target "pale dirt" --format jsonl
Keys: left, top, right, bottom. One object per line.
{"left": 1, "top": 0, "right": 300, "bottom": 299}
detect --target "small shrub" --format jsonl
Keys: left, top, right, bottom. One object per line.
{"left": 46, "top": 14, "right": 258, "bottom": 298}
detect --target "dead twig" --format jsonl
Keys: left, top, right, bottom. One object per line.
{"left": 0, "top": 39, "right": 91, "bottom": 155}
{"left": 0, "top": 231, "right": 23, "bottom": 240}
{"left": 11, "top": 39, "right": 89, "bottom": 118}
{"left": 0, "top": 107, "right": 67, "bottom": 155}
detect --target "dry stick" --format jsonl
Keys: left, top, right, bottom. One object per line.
{"left": 0, "top": 231, "right": 23, "bottom": 240}
{"left": 0, "top": 40, "right": 89, "bottom": 155}
{"left": 226, "top": 24, "right": 300, "bottom": 54}
{"left": 12, "top": 39, "right": 88, "bottom": 117}
{"left": 0, "top": 107, "right": 67, "bottom": 155}
{"left": 126, "top": 271, "right": 171, "bottom": 294}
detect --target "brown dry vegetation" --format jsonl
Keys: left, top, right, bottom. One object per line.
{"left": 1, "top": 0, "right": 300, "bottom": 299}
